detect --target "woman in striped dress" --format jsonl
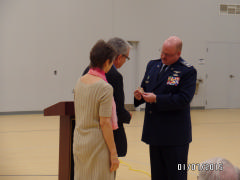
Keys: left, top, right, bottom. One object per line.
{"left": 73, "top": 40, "right": 119, "bottom": 180}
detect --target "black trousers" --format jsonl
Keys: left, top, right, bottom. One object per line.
{"left": 113, "top": 124, "right": 127, "bottom": 157}
{"left": 149, "top": 144, "right": 189, "bottom": 180}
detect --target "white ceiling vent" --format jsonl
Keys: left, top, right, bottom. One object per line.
{"left": 220, "top": 4, "right": 240, "bottom": 15}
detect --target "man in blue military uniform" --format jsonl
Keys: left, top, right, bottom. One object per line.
{"left": 134, "top": 36, "right": 197, "bottom": 180}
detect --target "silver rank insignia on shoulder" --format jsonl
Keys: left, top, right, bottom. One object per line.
{"left": 181, "top": 60, "right": 192, "bottom": 67}
{"left": 185, "top": 63, "right": 192, "bottom": 67}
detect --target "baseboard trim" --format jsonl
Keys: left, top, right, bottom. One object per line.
{"left": 0, "top": 111, "right": 43, "bottom": 115}
{"left": 191, "top": 106, "right": 205, "bottom": 110}
{"left": 138, "top": 106, "right": 205, "bottom": 111}
{"left": 124, "top": 104, "right": 135, "bottom": 111}
{"left": 0, "top": 106, "right": 205, "bottom": 115}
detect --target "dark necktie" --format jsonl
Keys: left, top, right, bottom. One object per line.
{"left": 157, "top": 65, "right": 168, "bottom": 80}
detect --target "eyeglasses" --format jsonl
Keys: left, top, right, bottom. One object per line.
{"left": 122, "top": 54, "right": 130, "bottom": 61}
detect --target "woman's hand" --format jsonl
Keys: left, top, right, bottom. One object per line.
{"left": 110, "top": 155, "right": 120, "bottom": 172}
{"left": 100, "top": 117, "right": 119, "bottom": 172}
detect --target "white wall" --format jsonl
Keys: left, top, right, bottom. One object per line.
{"left": 1, "top": 0, "right": 240, "bottom": 112}
{"left": 0, "top": 0, "right": 113, "bottom": 111}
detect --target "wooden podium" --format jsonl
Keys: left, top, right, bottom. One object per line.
{"left": 44, "top": 101, "right": 75, "bottom": 180}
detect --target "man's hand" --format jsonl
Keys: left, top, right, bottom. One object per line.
{"left": 134, "top": 89, "right": 142, "bottom": 100}
{"left": 142, "top": 92, "right": 157, "bottom": 103}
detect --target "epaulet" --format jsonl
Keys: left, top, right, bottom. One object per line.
{"left": 152, "top": 59, "right": 161, "bottom": 62}
{"left": 148, "top": 59, "right": 160, "bottom": 65}
{"left": 180, "top": 59, "right": 192, "bottom": 68}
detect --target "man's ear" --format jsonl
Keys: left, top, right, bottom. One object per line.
{"left": 177, "top": 51, "right": 181, "bottom": 57}
{"left": 116, "top": 54, "right": 122, "bottom": 61}
{"left": 114, "top": 55, "right": 122, "bottom": 67}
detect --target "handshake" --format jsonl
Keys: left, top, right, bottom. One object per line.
{"left": 134, "top": 87, "right": 157, "bottom": 103}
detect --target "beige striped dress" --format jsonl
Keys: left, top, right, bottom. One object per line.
{"left": 73, "top": 78, "right": 114, "bottom": 180}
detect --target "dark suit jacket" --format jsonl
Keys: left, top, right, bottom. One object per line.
{"left": 83, "top": 65, "right": 131, "bottom": 156}
{"left": 134, "top": 58, "right": 197, "bottom": 146}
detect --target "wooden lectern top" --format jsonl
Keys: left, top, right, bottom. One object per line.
{"left": 44, "top": 101, "right": 75, "bottom": 116}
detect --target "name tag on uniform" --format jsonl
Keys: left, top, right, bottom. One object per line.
{"left": 167, "top": 76, "right": 180, "bottom": 86}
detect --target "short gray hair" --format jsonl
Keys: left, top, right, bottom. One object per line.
{"left": 107, "top": 37, "right": 131, "bottom": 56}
{"left": 198, "top": 157, "right": 239, "bottom": 180}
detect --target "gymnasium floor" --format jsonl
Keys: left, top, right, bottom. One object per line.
{"left": 0, "top": 109, "right": 240, "bottom": 180}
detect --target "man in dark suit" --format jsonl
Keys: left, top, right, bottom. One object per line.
{"left": 83, "top": 37, "right": 132, "bottom": 157}
{"left": 134, "top": 36, "right": 197, "bottom": 180}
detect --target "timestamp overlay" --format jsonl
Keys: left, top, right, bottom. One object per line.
{"left": 178, "top": 163, "right": 223, "bottom": 171}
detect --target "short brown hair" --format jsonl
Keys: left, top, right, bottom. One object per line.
{"left": 90, "top": 40, "right": 117, "bottom": 69}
